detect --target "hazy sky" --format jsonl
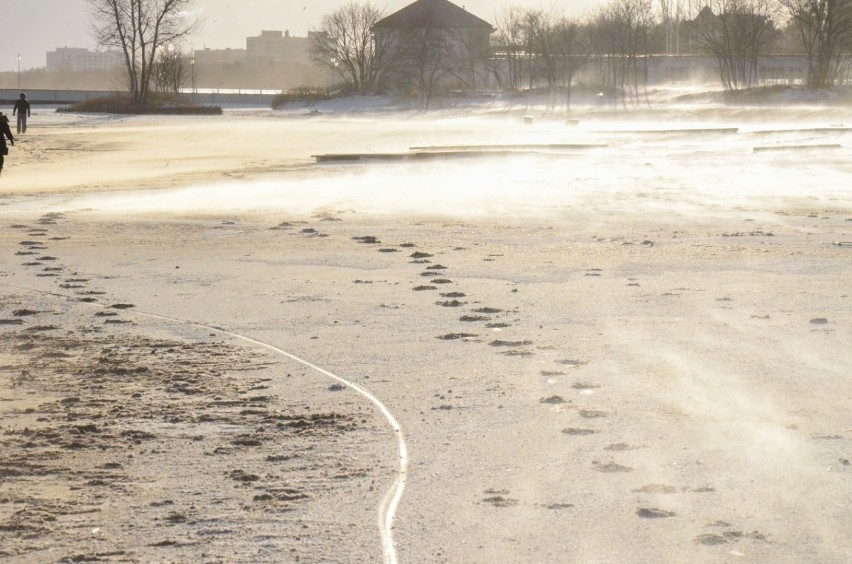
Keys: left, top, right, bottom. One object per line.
{"left": 0, "top": 0, "right": 605, "bottom": 72}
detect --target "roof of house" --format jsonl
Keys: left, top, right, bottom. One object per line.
{"left": 373, "top": 0, "right": 494, "bottom": 31}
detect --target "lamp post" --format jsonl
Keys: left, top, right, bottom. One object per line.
{"left": 17, "top": 53, "right": 21, "bottom": 90}
{"left": 191, "top": 56, "right": 196, "bottom": 103}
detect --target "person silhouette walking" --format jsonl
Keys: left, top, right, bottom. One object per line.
{"left": 0, "top": 113, "right": 14, "bottom": 176}
{"left": 13, "top": 93, "right": 30, "bottom": 134}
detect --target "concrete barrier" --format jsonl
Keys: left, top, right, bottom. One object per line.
{"left": 0, "top": 89, "right": 276, "bottom": 106}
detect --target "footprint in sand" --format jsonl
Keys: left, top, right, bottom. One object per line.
{"left": 637, "top": 507, "right": 676, "bottom": 518}
{"left": 557, "top": 359, "right": 589, "bottom": 368}
{"left": 12, "top": 309, "right": 40, "bottom": 317}
{"left": 473, "top": 307, "right": 502, "bottom": 314}
{"left": 563, "top": 428, "right": 597, "bottom": 436}
{"left": 633, "top": 484, "right": 677, "bottom": 494}
{"left": 579, "top": 409, "right": 609, "bottom": 419}
{"left": 482, "top": 490, "right": 518, "bottom": 508}
{"left": 490, "top": 340, "right": 533, "bottom": 347}
{"left": 352, "top": 235, "right": 380, "bottom": 244}
{"left": 594, "top": 462, "right": 633, "bottom": 473}
{"left": 410, "top": 251, "right": 433, "bottom": 259}
{"left": 436, "top": 300, "right": 466, "bottom": 307}
{"left": 437, "top": 333, "right": 478, "bottom": 340}
{"left": 460, "top": 315, "right": 489, "bottom": 322}
{"left": 694, "top": 529, "right": 768, "bottom": 545}
{"left": 431, "top": 279, "right": 453, "bottom": 285}
{"left": 413, "top": 285, "right": 437, "bottom": 291}
{"left": 605, "top": 443, "right": 640, "bottom": 452}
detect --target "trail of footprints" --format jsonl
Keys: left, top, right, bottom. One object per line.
{"left": 8, "top": 213, "right": 137, "bottom": 328}
{"left": 6, "top": 215, "right": 767, "bottom": 552}
{"left": 3, "top": 215, "right": 376, "bottom": 561}
{"left": 347, "top": 225, "right": 768, "bottom": 550}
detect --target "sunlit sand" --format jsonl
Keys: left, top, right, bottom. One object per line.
{"left": 1, "top": 100, "right": 850, "bottom": 562}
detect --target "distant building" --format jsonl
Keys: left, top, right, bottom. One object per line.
{"left": 373, "top": 0, "right": 495, "bottom": 94}
{"left": 46, "top": 48, "right": 123, "bottom": 72}
{"left": 193, "top": 47, "right": 247, "bottom": 66}
{"left": 373, "top": 0, "right": 494, "bottom": 57}
{"left": 246, "top": 30, "right": 310, "bottom": 62}
{"left": 195, "top": 30, "right": 312, "bottom": 66}
{"left": 192, "top": 29, "right": 331, "bottom": 89}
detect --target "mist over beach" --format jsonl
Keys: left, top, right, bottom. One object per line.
{"left": 2, "top": 0, "right": 852, "bottom": 561}
{"left": 1, "top": 96, "right": 850, "bottom": 562}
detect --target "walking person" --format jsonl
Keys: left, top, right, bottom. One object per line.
{"left": 13, "top": 93, "right": 30, "bottom": 134}
{"left": 0, "top": 112, "right": 14, "bottom": 176}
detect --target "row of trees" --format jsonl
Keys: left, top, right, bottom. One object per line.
{"left": 86, "top": 0, "right": 852, "bottom": 106}
{"left": 309, "top": 0, "right": 852, "bottom": 106}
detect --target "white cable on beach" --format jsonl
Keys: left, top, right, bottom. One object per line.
{"left": 2, "top": 283, "right": 408, "bottom": 564}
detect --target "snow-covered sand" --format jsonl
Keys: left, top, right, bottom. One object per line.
{"left": 1, "top": 98, "right": 851, "bottom": 562}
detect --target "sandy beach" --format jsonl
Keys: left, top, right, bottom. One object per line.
{"left": 1, "top": 102, "right": 851, "bottom": 563}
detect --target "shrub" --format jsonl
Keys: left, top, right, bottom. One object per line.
{"left": 59, "top": 94, "right": 222, "bottom": 115}
{"left": 271, "top": 84, "right": 354, "bottom": 109}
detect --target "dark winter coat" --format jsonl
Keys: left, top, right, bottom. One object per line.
{"left": 13, "top": 99, "right": 30, "bottom": 117}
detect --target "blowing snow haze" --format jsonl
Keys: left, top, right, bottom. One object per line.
{"left": 0, "top": 0, "right": 604, "bottom": 71}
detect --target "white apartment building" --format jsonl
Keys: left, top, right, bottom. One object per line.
{"left": 46, "top": 48, "right": 123, "bottom": 72}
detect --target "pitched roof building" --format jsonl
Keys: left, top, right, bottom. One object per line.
{"left": 372, "top": 0, "right": 495, "bottom": 100}
{"left": 373, "top": 0, "right": 494, "bottom": 32}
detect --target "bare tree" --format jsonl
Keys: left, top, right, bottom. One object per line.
{"left": 693, "top": 0, "right": 780, "bottom": 90}
{"left": 309, "top": 2, "right": 393, "bottom": 94}
{"left": 492, "top": 7, "right": 527, "bottom": 89}
{"left": 660, "top": 0, "right": 687, "bottom": 53}
{"left": 780, "top": 0, "right": 852, "bottom": 86}
{"left": 88, "top": 0, "right": 197, "bottom": 106}
{"left": 383, "top": 27, "right": 452, "bottom": 108}
{"left": 153, "top": 47, "right": 190, "bottom": 93}
{"left": 441, "top": 29, "right": 492, "bottom": 91}
{"left": 529, "top": 14, "right": 596, "bottom": 109}
{"left": 595, "top": 0, "right": 657, "bottom": 106}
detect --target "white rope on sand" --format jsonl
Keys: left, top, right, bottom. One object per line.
{"left": 2, "top": 284, "right": 408, "bottom": 564}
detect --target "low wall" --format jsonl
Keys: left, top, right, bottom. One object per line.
{"left": 0, "top": 89, "right": 276, "bottom": 106}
